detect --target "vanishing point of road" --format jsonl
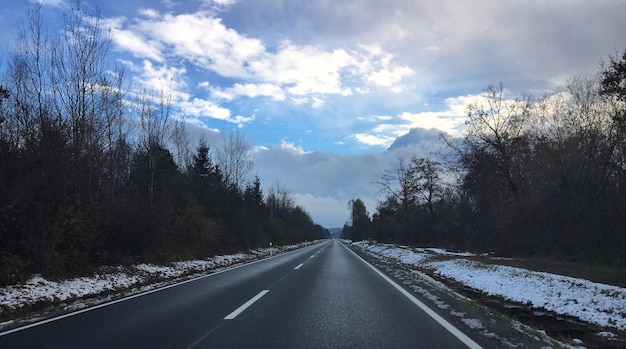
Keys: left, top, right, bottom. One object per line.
{"left": 1, "top": 240, "right": 483, "bottom": 348}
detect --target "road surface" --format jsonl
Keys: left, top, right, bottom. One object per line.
{"left": 0, "top": 240, "right": 481, "bottom": 348}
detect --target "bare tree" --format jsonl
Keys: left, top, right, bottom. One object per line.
{"left": 46, "top": 1, "right": 115, "bottom": 206}
{"left": 100, "top": 63, "right": 130, "bottom": 201}
{"left": 51, "top": 2, "right": 111, "bottom": 150}
{"left": 464, "top": 83, "right": 532, "bottom": 200}
{"left": 172, "top": 113, "right": 191, "bottom": 171}
{"left": 4, "top": 2, "right": 54, "bottom": 146}
{"left": 377, "top": 156, "right": 444, "bottom": 220}
{"left": 136, "top": 85, "right": 175, "bottom": 206}
{"left": 137, "top": 86, "right": 171, "bottom": 152}
{"left": 266, "top": 181, "right": 293, "bottom": 217}
{"left": 410, "top": 156, "right": 443, "bottom": 220}
{"left": 376, "top": 157, "right": 417, "bottom": 218}
{"left": 216, "top": 129, "right": 254, "bottom": 190}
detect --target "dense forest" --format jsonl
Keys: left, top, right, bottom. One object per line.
{"left": 0, "top": 4, "right": 328, "bottom": 285}
{"left": 344, "top": 50, "right": 626, "bottom": 265}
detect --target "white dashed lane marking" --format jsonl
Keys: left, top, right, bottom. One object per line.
{"left": 224, "top": 290, "right": 269, "bottom": 320}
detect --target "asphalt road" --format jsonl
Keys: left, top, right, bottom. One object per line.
{"left": 0, "top": 240, "right": 481, "bottom": 348}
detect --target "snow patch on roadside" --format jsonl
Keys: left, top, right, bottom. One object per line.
{"left": 0, "top": 242, "right": 317, "bottom": 317}
{"left": 461, "top": 318, "right": 484, "bottom": 330}
{"left": 354, "top": 242, "right": 626, "bottom": 330}
{"left": 0, "top": 273, "right": 141, "bottom": 310}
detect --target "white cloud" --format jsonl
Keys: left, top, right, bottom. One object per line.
{"left": 39, "top": 0, "right": 67, "bottom": 7}
{"left": 107, "top": 11, "right": 263, "bottom": 79}
{"left": 290, "top": 97, "right": 309, "bottom": 106}
{"left": 351, "top": 124, "right": 399, "bottom": 146}
{"left": 106, "top": 10, "right": 415, "bottom": 110}
{"left": 366, "top": 66, "right": 414, "bottom": 87}
{"left": 276, "top": 141, "right": 310, "bottom": 155}
{"left": 138, "top": 60, "right": 187, "bottom": 91}
{"left": 212, "top": 83, "right": 286, "bottom": 101}
{"left": 250, "top": 42, "right": 356, "bottom": 96}
{"left": 209, "top": 89, "right": 234, "bottom": 100}
{"left": 138, "top": 8, "right": 160, "bottom": 18}
{"left": 353, "top": 133, "right": 394, "bottom": 147}
{"left": 104, "top": 17, "right": 164, "bottom": 62}
{"left": 311, "top": 97, "right": 325, "bottom": 108}
{"left": 100, "top": 8, "right": 420, "bottom": 135}
{"left": 358, "top": 43, "right": 383, "bottom": 57}
{"left": 198, "top": 0, "right": 238, "bottom": 11}
{"left": 398, "top": 111, "right": 465, "bottom": 137}
{"left": 178, "top": 97, "right": 232, "bottom": 121}
{"left": 128, "top": 61, "right": 243, "bottom": 125}
{"left": 377, "top": 115, "right": 394, "bottom": 121}
{"left": 232, "top": 114, "right": 255, "bottom": 125}
{"left": 351, "top": 93, "right": 484, "bottom": 147}
{"left": 210, "top": 0, "right": 237, "bottom": 5}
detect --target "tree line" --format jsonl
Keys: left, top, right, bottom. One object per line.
{"left": 0, "top": 3, "right": 327, "bottom": 285}
{"left": 344, "top": 50, "right": 626, "bottom": 265}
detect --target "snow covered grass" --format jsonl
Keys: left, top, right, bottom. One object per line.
{"left": 0, "top": 242, "right": 316, "bottom": 320}
{"left": 353, "top": 241, "right": 626, "bottom": 331}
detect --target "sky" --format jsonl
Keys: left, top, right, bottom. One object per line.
{"left": 1, "top": 0, "right": 625, "bottom": 228}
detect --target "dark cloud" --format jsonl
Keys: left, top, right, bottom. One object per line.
{"left": 252, "top": 128, "right": 453, "bottom": 227}
{"left": 388, "top": 127, "right": 444, "bottom": 153}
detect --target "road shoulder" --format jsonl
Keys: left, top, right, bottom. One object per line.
{"left": 347, "top": 243, "right": 573, "bottom": 348}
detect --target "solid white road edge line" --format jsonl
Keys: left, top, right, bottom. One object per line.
{"left": 342, "top": 243, "right": 483, "bottom": 349}
{"left": 0, "top": 242, "right": 327, "bottom": 337}
{"left": 224, "top": 290, "right": 269, "bottom": 320}
{"left": 294, "top": 263, "right": 304, "bottom": 270}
